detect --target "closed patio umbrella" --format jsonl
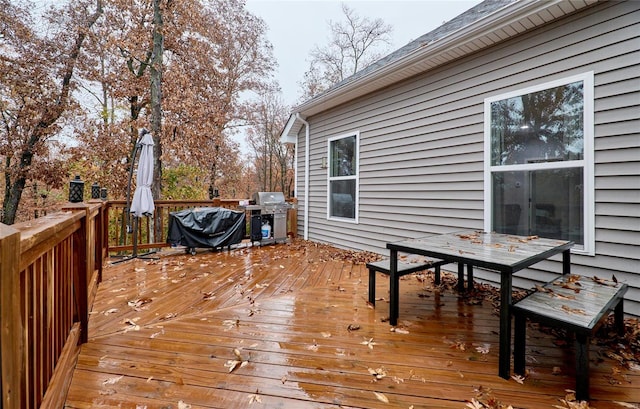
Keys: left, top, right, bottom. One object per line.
{"left": 130, "top": 130, "right": 155, "bottom": 218}
{"left": 112, "top": 128, "right": 157, "bottom": 264}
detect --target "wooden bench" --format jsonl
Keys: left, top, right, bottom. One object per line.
{"left": 366, "top": 258, "right": 448, "bottom": 306}
{"left": 512, "top": 274, "right": 627, "bottom": 401}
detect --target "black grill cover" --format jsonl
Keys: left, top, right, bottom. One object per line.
{"left": 167, "top": 207, "right": 246, "bottom": 249}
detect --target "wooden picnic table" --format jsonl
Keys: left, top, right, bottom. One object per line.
{"left": 386, "top": 230, "right": 574, "bottom": 379}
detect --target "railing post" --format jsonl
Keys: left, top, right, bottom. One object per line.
{"left": 62, "top": 204, "right": 89, "bottom": 344}
{"left": 288, "top": 198, "right": 298, "bottom": 238}
{"left": 0, "top": 224, "right": 23, "bottom": 409}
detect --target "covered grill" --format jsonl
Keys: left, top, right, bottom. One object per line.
{"left": 244, "top": 191, "right": 291, "bottom": 244}
{"left": 167, "top": 207, "right": 246, "bottom": 255}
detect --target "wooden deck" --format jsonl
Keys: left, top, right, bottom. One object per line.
{"left": 65, "top": 240, "right": 639, "bottom": 408}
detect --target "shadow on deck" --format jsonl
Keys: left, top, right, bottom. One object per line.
{"left": 65, "top": 240, "right": 639, "bottom": 408}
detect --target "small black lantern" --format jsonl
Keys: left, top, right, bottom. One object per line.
{"left": 91, "top": 182, "right": 100, "bottom": 199}
{"left": 100, "top": 187, "right": 108, "bottom": 200}
{"left": 69, "top": 175, "right": 84, "bottom": 203}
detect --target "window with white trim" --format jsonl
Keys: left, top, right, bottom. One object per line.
{"left": 484, "top": 73, "right": 594, "bottom": 254}
{"left": 327, "top": 132, "right": 359, "bottom": 222}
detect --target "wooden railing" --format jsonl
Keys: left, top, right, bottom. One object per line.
{"left": 0, "top": 198, "right": 297, "bottom": 409}
{"left": 0, "top": 201, "right": 105, "bottom": 409}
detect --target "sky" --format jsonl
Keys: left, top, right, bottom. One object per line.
{"left": 244, "top": 0, "right": 482, "bottom": 107}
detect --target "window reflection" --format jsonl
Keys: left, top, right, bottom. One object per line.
{"left": 330, "top": 135, "right": 356, "bottom": 177}
{"left": 490, "top": 81, "right": 584, "bottom": 166}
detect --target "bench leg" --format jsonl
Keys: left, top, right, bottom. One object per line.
{"left": 434, "top": 265, "right": 441, "bottom": 285}
{"left": 368, "top": 268, "right": 376, "bottom": 306}
{"left": 389, "top": 250, "right": 399, "bottom": 326}
{"left": 514, "top": 313, "right": 526, "bottom": 375}
{"left": 467, "top": 264, "right": 474, "bottom": 291}
{"left": 575, "top": 333, "right": 590, "bottom": 401}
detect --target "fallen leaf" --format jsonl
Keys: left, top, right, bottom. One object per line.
{"left": 466, "top": 399, "right": 484, "bottom": 409}
{"left": 613, "top": 402, "right": 639, "bottom": 408}
{"left": 102, "top": 375, "right": 123, "bottom": 385}
{"left": 307, "top": 340, "right": 319, "bottom": 352}
{"left": 391, "top": 327, "right": 410, "bottom": 334}
{"left": 511, "top": 374, "right": 525, "bottom": 384}
{"left": 374, "top": 391, "right": 389, "bottom": 403}
{"left": 178, "top": 401, "right": 191, "bottom": 409}
{"left": 367, "top": 367, "right": 387, "bottom": 380}
{"left": 475, "top": 343, "right": 491, "bottom": 354}
{"left": 361, "top": 338, "right": 377, "bottom": 349}
{"left": 127, "top": 297, "right": 152, "bottom": 310}
{"left": 99, "top": 389, "right": 116, "bottom": 396}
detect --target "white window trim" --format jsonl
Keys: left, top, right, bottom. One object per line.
{"left": 327, "top": 131, "right": 359, "bottom": 224}
{"left": 483, "top": 72, "right": 595, "bottom": 255}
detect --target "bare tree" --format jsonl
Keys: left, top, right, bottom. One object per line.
{"left": 298, "top": 4, "right": 392, "bottom": 101}
{"left": 0, "top": 0, "right": 103, "bottom": 225}
{"left": 246, "top": 87, "right": 292, "bottom": 194}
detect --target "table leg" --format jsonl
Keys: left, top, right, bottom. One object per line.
{"left": 499, "top": 272, "right": 512, "bottom": 379}
{"left": 389, "top": 249, "right": 399, "bottom": 326}
{"left": 457, "top": 263, "right": 465, "bottom": 292}
{"left": 562, "top": 249, "right": 571, "bottom": 275}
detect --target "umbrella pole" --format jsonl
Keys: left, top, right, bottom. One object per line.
{"left": 132, "top": 215, "right": 138, "bottom": 257}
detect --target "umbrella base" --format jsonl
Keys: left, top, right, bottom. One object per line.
{"left": 110, "top": 250, "right": 159, "bottom": 264}
{"left": 110, "top": 215, "right": 159, "bottom": 264}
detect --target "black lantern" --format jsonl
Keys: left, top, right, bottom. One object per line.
{"left": 91, "top": 182, "right": 100, "bottom": 199}
{"left": 69, "top": 175, "right": 84, "bottom": 203}
{"left": 100, "top": 187, "right": 108, "bottom": 200}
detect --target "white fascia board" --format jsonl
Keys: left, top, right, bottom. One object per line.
{"left": 280, "top": 113, "right": 303, "bottom": 144}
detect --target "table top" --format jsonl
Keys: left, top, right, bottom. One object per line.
{"left": 387, "top": 230, "right": 574, "bottom": 273}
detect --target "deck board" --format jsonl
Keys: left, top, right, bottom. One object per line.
{"left": 65, "top": 241, "right": 639, "bottom": 408}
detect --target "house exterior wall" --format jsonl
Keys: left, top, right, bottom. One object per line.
{"left": 294, "top": 1, "right": 640, "bottom": 315}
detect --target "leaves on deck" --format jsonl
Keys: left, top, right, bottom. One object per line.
{"left": 552, "top": 390, "right": 592, "bottom": 408}
{"left": 470, "top": 386, "right": 514, "bottom": 409}
{"left": 224, "top": 348, "right": 249, "bottom": 373}
{"left": 367, "top": 366, "right": 387, "bottom": 380}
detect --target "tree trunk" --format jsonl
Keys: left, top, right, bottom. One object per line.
{"left": 150, "top": 0, "right": 164, "bottom": 201}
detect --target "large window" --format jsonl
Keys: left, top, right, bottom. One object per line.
{"left": 328, "top": 132, "right": 359, "bottom": 222}
{"left": 484, "top": 73, "right": 594, "bottom": 253}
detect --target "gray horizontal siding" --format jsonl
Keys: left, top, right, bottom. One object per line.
{"left": 295, "top": 1, "right": 640, "bottom": 315}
